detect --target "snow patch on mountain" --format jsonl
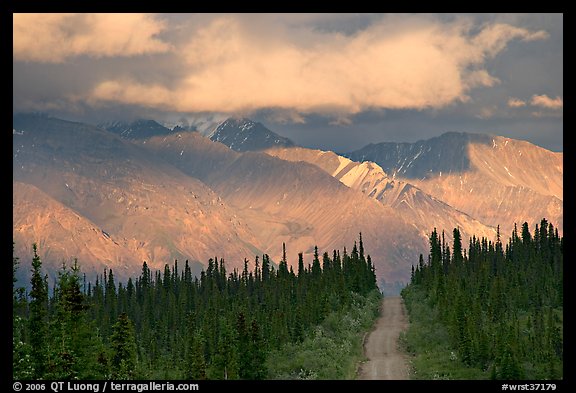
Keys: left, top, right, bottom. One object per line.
{"left": 338, "top": 161, "right": 387, "bottom": 190}
{"left": 332, "top": 155, "right": 352, "bottom": 177}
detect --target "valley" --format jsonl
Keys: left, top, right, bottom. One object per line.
{"left": 12, "top": 11, "right": 563, "bottom": 382}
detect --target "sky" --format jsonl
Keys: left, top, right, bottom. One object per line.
{"left": 13, "top": 13, "right": 563, "bottom": 152}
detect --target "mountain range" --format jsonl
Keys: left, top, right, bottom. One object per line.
{"left": 346, "top": 132, "right": 563, "bottom": 237}
{"left": 13, "top": 114, "right": 563, "bottom": 292}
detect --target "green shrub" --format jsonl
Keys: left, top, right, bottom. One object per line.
{"left": 267, "top": 290, "right": 381, "bottom": 379}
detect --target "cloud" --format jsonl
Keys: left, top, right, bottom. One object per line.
{"left": 264, "top": 110, "right": 307, "bottom": 125}
{"left": 530, "top": 94, "right": 563, "bottom": 109}
{"left": 13, "top": 13, "right": 170, "bottom": 63}
{"left": 471, "top": 23, "right": 549, "bottom": 58}
{"left": 85, "top": 15, "right": 548, "bottom": 117}
{"left": 508, "top": 98, "right": 527, "bottom": 108}
{"left": 507, "top": 95, "right": 562, "bottom": 117}
{"left": 15, "top": 14, "right": 550, "bottom": 119}
{"left": 88, "top": 80, "right": 174, "bottom": 109}
{"left": 475, "top": 106, "right": 497, "bottom": 119}
{"left": 464, "top": 70, "right": 500, "bottom": 89}
{"left": 329, "top": 116, "right": 353, "bottom": 126}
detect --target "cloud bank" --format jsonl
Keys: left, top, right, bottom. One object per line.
{"left": 14, "top": 14, "right": 551, "bottom": 118}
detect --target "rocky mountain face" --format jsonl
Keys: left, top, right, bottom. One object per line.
{"left": 209, "top": 118, "right": 295, "bottom": 152}
{"left": 98, "top": 119, "right": 175, "bottom": 139}
{"left": 13, "top": 114, "right": 563, "bottom": 290}
{"left": 264, "top": 147, "right": 497, "bottom": 244}
{"left": 347, "top": 132, "right": 563, "bottom": 236}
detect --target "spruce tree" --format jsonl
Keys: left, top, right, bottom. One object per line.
{"left": 13, "top": 243, "right": 32, "bottom": 379}
{"left": 110, "top": 313, "right": 137, "bottom": 379}
{"left": 29, "top": 244, "right": 48, "bottom": 379}
{"left": 186, "top": 331, "right": 207, "bottom": 380}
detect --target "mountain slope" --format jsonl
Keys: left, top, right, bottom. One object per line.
{"left": 264, "top": 146, "right": 497, "bottom": 243}
{"left": 13, "top": 181, "right": 137, "bottom": 284}
{"left": 347, "top": 132, "right": 563, "bottom": 235}
{"left": 210, "top": 118, "right": 295, "bottom": 152}
{"left": 13, "top": 114, "right": 264, "bottom": 282}
{"left": 98, "top": 119, "right": 175, "bottom": 139}
{"left": 15, "top": 115, "right": 560, "bottom": 288}
{"left": 135, "top": 132, "right": 426, "bottom": 283}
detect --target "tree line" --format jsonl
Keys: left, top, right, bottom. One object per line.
{"left": 13, "top": 235, "right": 378, "bottom": 380}
{"left": 402, "top": 219, "right": 563, "bottom": 379}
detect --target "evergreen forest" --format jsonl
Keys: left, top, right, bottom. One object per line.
{"left": 13, "top": 236, "right": 379, "bottom": 380}
{"left": 401, "top": 219, "right": 563, "bottom": 379}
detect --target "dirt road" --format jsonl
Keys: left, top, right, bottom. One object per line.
{"left": 357, "top": 296, "right": 410, "bottom": 380}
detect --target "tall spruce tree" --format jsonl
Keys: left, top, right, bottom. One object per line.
{"left": 110, "top": 313, "right": 137, "bottom": 379}
{"left": 29, "top": 244, "right": 48, "bottom": 379}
